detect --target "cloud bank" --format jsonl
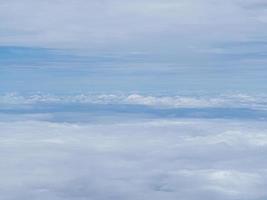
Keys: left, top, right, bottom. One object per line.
{"left": 1, "top": 119, "right": 267, "bottom": 200}
{"left": 1, "top": 93, "right": 267, "bottom": 109}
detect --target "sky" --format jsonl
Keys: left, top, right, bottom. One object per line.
{"left": 1, "top": 0, "right": 267, "bottom": 94}
{"left": 2, "top": 1, "right": 267, "bottom": 200}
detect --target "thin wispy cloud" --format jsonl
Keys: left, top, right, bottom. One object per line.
{"left": 0, "top": 0, "right": 266, "bottom": 50}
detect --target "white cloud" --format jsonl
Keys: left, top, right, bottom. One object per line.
{"left": 1, "top": 93, "right": 267, "bottom": 110}
{"left": 0, "top": 0, "right": 266, "bottom": 51}
{"left": 1, "top": 119, "right": 267, "bottom": 199}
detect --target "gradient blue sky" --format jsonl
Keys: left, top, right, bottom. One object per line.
{"left": 1, "top": 0, "right": 267, "bottom": 94}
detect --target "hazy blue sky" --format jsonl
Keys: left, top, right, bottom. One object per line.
{"left": 1, "top": 0, "right": 267, "bottom": 94}
{"left": 2, "top": 2, "right": 267, "bottom": 200}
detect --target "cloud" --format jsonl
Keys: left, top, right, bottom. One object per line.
{"left": 1, "top": 0, "right": 267, "bottom": 95}
{"left": 1, "top": 119, "right": 267, "bottom": 199}
{"left": 1, "top": 93, "right": 267, "bottom": 109}
{"left": 0, "top": 0, "right": 266, "bottom": 51}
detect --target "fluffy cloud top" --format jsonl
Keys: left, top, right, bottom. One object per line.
{"left": 1, "top": 119, "right": 267, "bottom": 200}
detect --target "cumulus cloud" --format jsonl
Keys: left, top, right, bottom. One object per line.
{"left": 1, "top": 119, "right": 267, "bottom": 199}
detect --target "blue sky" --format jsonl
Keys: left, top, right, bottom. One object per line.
{"left": 1, "top": 0, "right": 267, "bottom": 94}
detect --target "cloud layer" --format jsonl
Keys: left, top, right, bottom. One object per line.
{"left": 1, "top": 1, "right": 267, "bottom": 95}
{"left": 1, "top": 93, "right": 267, "bottom": 109}
{"left": 1, "top": 119, "right": 267, "bottom": 200}
{"left": 1, "top": 0, "right": 267, "bottom": 53}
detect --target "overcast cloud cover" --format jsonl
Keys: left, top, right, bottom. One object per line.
{"left": 1, "top": 0, "right": 267, "bottom": 199}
